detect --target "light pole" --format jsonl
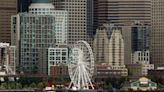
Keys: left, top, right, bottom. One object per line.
{"left": 0, "top": 77, "right": 4, "bottom": 88}
{"left": 15, "top": 77, "right": 19, "bottom": 89}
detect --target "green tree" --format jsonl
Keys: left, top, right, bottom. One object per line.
{"left": 8, "top": 83, "right": 15, "bottom": 89}
{"left": 0, "top": 83, "right": 7, "bottom": 89}
{"left": 23, "top": 85, "right": 28, "bottom": 88}
{"left": 19, "top": 77, "right": 42, "bottom": 86}
{"left": 16, "top": 83, "right": 22, "bottom": 89}
{"left": 104, "top": 82, "right": 113, "bottom": 89}
{"left": 43, "top": 81, "right": 48, "bottom": 88}
{"left": 29, "top": 82, "right": 37, "bottom": 88}
{"left": 37, "top": 82, "right": 44, "bottom": 88}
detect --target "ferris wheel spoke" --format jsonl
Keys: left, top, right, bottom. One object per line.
{"left": 72, "top": 67, "right": 78, "bottom": 83}
{"left": 72, "top": 68, "right": 76, "bottom": 75}
{"left": 68, "top": 41, "right": 94, "bottom": 90}
{"left": 84, "top": 55, "right": 89, "bottom": 60}
{"left": 83, "top": 62, "right": 90, "bottom": 66}
{"left": 85, "top": 65, "right": 90, "bottom": 71}
{"left": 70, "top": 64, "right": 77, "bottom": 67}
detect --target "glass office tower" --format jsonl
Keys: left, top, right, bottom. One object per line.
{"left": 11, "top": 0, "right": 68, "bottom": 74}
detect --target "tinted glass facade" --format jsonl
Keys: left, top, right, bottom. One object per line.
{"left": 132, "top": 24, "right": 150, "bottom": 51}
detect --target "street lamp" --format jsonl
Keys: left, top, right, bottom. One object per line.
{"left": 0, "top": 77, "right": 4, "bottom": 88}
{"left": 15, "top": 77, "right": 19, "bottom": 89}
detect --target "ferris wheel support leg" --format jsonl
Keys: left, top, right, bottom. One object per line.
{"left": 81, "top": 70, "right": 85, "bottom": 89}
{"left": 82, "top": 65, "right": 87, "bottom": 89}
{"left": 69, "top": 67, "right": 78, "bottom": 89}
{"left": 78, "top": 66, "right": 81, "bottom": 89}
{"left": 85, "top": 67, "right": 94, "bottom": 90}
{"left": 68, "top": 81, "right": 73, "bottom": 89}
{"left": 83, "top": 65, "right": 89, "bottom": 89}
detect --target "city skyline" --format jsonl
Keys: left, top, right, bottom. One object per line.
{"left": 2, "top": 0, "right": 162, "bottom": 74}
{"left": 0, "top": 0, "right": 164, "bottom": 91}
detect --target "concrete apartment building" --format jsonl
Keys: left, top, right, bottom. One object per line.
{"left": 93, "top": 26, "right": 128, "bottom": 76}
{"left": 108, "top": 29, "right": 127, "bottom": 75}
{"left": 93, "top": 26, "right": 109, "bottom": 64}
{"left": 151, "top": 0, "right": 164, "bottom": 68}
{"left": 50, "top": 0, "right": 93, "bottom": 45}
{"left": 0, "top": 0, "right": 18, "bottom": 43}
{"left": 0, "top": 43, "right": 16, "bottom": 75}
{"left": 108, "top": 29, "right": 125, "bottom": 67}
{"left": 93, "top": 24, "right": 131, "bottom": 64}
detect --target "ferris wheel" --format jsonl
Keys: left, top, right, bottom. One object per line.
{"left": 68, "top": 41, "right": 94, "bottom": 90}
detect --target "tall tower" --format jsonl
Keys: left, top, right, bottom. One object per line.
{"left": 18, "top": 0, "right": 32, "bottom": 12}
{"left": 0, "top": 0, "right": 17, "bottom": 43}
{"left": 11, "top": 0, "right": 68, "bottom": 74}
{"left": 50, "top": 0, "right": 93, "bottom": 45}
{"left": 93, "top": 26, "right": 109, "bottom": 64}
{"left": 151, "top": 0, "right": 164, "bottom": 68}
{"left": 94, "top": 0, "right": 151, "bottom": 28}
{"left": 131, "top": 23, "right": 150, "bottom": 52}
{"left": 109, "top": 29, "right": 125, "bottom": 66}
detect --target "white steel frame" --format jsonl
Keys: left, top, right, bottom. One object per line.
{"left": 68, "top": 41, "right": 94, "bottom": 90}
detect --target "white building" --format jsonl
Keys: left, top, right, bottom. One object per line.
{"left": 29, "top": 2, "right": 68, "bottom": 44}
{"left": 11, "top": 0, "right": 68, "bottom": 74}
{"left": 93, "top": 26, "right": 109, "bottom": 64}
{"left": 0, "top": 43, "right": 16, "bottom": 75}
{"left": 132, "top": 51, "right": 150, "bottom": 64}
{"left": 131, "top": 51, "right": 154, "bottom": 76}
{"left": 109, "top": 29, "right": 124, "bottom": 66}
{"left": 48, "top": 47, "right": 68, "bottom": 75}
{"left": 108, "top": 29, "right": 128, "bottom": 76}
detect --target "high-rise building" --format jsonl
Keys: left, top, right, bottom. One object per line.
{"left": 93, "top": 27, "right": 128, "bottom": 76}
{"left": 131, "top": 23, "right": 150, "bottom": 52}
{"left": 93, "top": 24, "right": 132, "bottom": 64}
{"left": 94, "top": 22, "right": 150, "bottom": 65}
{"left": 0, "top": 0, "right": 18, "bottom": 43}
{"left": 50, "top": 0, "right": 93, "bottom": 45}
{"left": 18, "top": 0, "right": 32, "bottom": 12}
{"left": 93, "top": 26, "right": 109, "bottom": 64}
{"left": 108, "top": 29, "right": 128, "bottom": 75}
{"left": 11, "top": 0, "right": 68, "bottom": 74}
{"left": 94, "top": 0, "right": 151, "bottom": 29}
{"left": 151, "top": 0, "right": 164, "bottom": 68}
{"left": 109, "top": 29, "right": 125, "bottom": 66}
